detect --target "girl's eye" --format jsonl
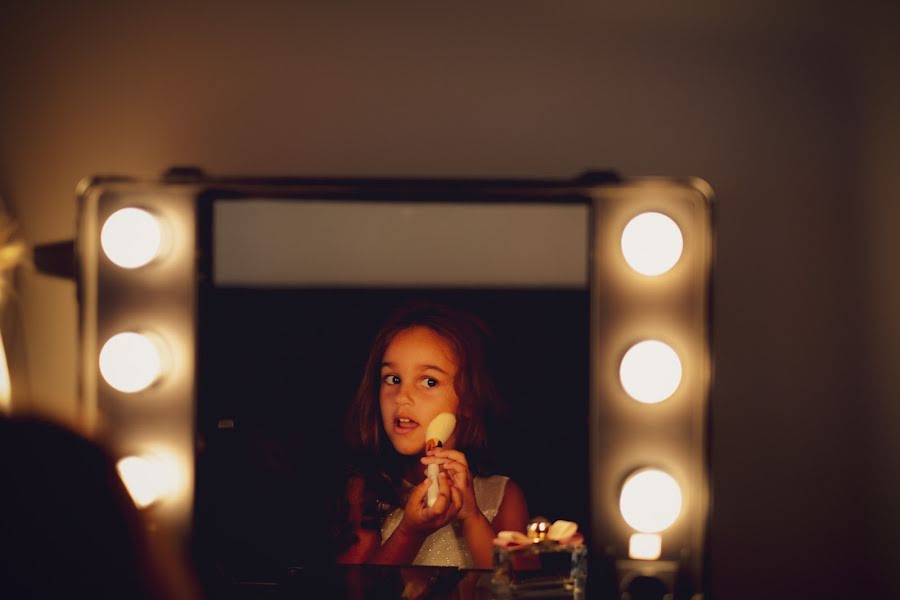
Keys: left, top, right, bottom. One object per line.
{"left": 421, "top": 377, "right": 438, "bottom": 388}
{"left": 383, "top": 375, "right": 401, "bottom": 385}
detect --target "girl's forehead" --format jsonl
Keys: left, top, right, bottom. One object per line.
{"left": 384, "top": 326, "right": 459, "bottom": 366}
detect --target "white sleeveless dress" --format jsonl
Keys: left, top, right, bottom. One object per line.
{"left": 380, "top": 475, "right": 509, "bottom": 568}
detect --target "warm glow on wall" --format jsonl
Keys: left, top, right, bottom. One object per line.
{"left": 99, "top": 332, "right": 167, "bottom": 393}
{"left": 101, "top": 208, "right": 165, "bottom": 269}
{"left": 620, "top": 212, "right": 683, "bottom": 276}
{"left": 619, "top": 469, "right": 683, "bottom": 533}
{"left": 0, "top": 331, "right": 10, "bottom": 413}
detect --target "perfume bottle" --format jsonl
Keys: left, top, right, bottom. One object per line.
{"left": 490, "top": 518, "right": 588, "bottom": 599}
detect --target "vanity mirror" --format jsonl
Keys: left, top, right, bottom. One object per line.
{"left": 72, "top": 170, "right": 712, "bottom": 596}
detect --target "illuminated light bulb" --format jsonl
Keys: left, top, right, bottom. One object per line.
{"left": 619, "top": 340, "right": 682, "bottom": 404}
{"left": 99, "top": 332, "right": 166, "bottom": 393}
{"left": 619, "top": 469, "right": 683, "bottom": 533}
{"left": 629, "top": 533, "right": 662, "bottom": 560}
{"left": 621, "top": 212, "right": 683, "bottom": 276}
{"left": 116, "top": 453, "right": 180, "bottom": 508}
{"left": 101, "top": 208, "right": 164, "bottom": 269}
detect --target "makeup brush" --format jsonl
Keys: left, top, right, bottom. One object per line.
{"left": 424, "top": 412, "right": 457, "bottom": 508}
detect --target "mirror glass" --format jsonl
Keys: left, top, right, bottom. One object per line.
{"left": 193, "top": 198, "right": 591, "bottom": 578}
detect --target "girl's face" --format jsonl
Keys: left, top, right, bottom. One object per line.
{"left": 379, "top": 326, "right": 460, "bottom": 456}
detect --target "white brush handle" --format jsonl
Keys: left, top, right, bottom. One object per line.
{"left": 426, "top": 463, "right": 440, "bottom": 507}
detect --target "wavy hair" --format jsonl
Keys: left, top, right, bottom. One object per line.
{"left": 344, "top": 302, "right": 504, "bottom": 473}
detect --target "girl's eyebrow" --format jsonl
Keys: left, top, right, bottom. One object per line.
{"left": 380, "top": 361, "right": 449, "bottom": 375}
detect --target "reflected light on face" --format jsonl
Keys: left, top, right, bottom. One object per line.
{"left": 619, "top": 340, "right": 682, "bottom": 404}
{"left": 621, "top": 212, "right": 683, "bottom": 276}
{"left": 619, "top": 469, "right": 683, "bottom": 533}
{"left": 101, "top": 208, "right": 164, "bottom": 269}
{"left": 99, "top": 332, "right": 165, "bottom": 393}
{"left": 629, "top": 533, "right": 662, "bottom": 560}
{"left": 116, "top": 453, "right": 182, "bottom": 508}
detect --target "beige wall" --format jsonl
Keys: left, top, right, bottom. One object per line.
{"left": 858, "top": 8, "right": 900, "bottom": 596}
{"left": 1, "top": 2, "right": 896, "bottom": 597}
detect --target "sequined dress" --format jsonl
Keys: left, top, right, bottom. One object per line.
{"left": 380, "top": 475, "right": 509, "bottom": 568}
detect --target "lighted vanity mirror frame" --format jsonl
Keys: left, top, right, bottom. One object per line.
{"left": 590, "top": 178, "right": 714, "bottom": 596}
{"left": 74, "top": 170, "right": 713, "bottom": 596}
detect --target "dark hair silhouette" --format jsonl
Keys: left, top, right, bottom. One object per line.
{"left": 0, "top": 416, "right": 196, "bottom": 599}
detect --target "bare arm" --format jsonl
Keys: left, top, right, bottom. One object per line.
{"left": 371, "top": 474, "right": 461, "bottom": 564}
{"left": 424, "top": 448, "right": 531, "bottom": 570}
{"left": 461, "top": 479, "right": 530, "bottom": 568}
{"left": 490, "top": 479, "right": 530, "bottom": 535}
{"left": 368, "top": 522, "right": 427, "bottom": 565}
{"left": 340, "top": 474, "right": 462, "bottom": 565}
{"left": 459, "top": 511, "right": 496, "bottom": 569}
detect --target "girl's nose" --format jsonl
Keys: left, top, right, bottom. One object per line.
{"left": 396, "top": 382, "right": 415, "bottom": 405}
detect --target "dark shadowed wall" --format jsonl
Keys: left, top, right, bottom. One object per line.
{"left": 1, "top": 2, "right": 898, "bottom": 598}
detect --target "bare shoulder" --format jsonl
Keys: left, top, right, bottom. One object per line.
{"left": 492, "top": 477, "right": 530, "bottom": 534}
{"left": 499, "top": 478, "right": 528, "bottom": 511}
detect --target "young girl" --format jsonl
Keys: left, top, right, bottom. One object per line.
{"left": 337, "top": 303, "right": 529, "bottom": 569}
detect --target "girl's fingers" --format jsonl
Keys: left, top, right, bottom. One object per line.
{"left": 421, "top": 456, "right": 468, "bottom": 476}
{"left": 407, "top": 476, "right": 431, "bottom": 508}
{"left": 449, "top": 483, "right": 463, "bottom": 512}
{"left": 421, "top": 458, "right": 472, "bottom": 495}
{"left": 440, "top": 461, "right": 467, "bottom": 483}
{"left": 421, "top": 454, "right": 466, "bottom": 466}
{"left": 437, "top": 482, "right": 462, "bottom": 524}
{"left": 431, "top": 448, "right": 469, "bottom": 467}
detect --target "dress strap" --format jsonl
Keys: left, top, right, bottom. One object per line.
{"left": 473, "top": 475, "right": 509, "bottom": 522}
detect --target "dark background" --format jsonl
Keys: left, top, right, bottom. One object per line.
{"left": 194, "top": 287, "right": 589, "bottom": 578}
{"left": 2, "top": 2, "right": 898, "bottom": 598}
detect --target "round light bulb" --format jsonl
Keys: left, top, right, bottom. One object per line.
{"left": 619, "top": 469, "right": 683, "bottom": 533}
{"left": 621, "top": 212, "right": 683, "bottom": 276}
{"left": 116, "top": 453, "right": 178, "bottom": 508}
{"left": 619, "top": 340, "right": 682, "bottom": 404}
{"left": 101, "top": 208, "right": 164, "bottom": 269}
{"left": 99, "top": 332, "right": 165, "bottom": 393}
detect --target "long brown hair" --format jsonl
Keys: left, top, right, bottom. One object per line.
{"left": 344, "top": 302, "right": 505, "bottom": 470}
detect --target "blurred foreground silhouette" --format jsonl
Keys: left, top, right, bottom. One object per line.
{"left": 0, "top": 416, "right": 199, "bottom": 599}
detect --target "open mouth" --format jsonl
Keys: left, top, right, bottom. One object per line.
{"left": 394, "top": 417, "right": 419, "bottom": 433}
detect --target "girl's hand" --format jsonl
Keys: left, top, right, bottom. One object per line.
{"left": 397, "top": 471, "right": 462, "bottom": 538}
{"left": 421, "top": 448, "right": 479, "bottom": 522}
